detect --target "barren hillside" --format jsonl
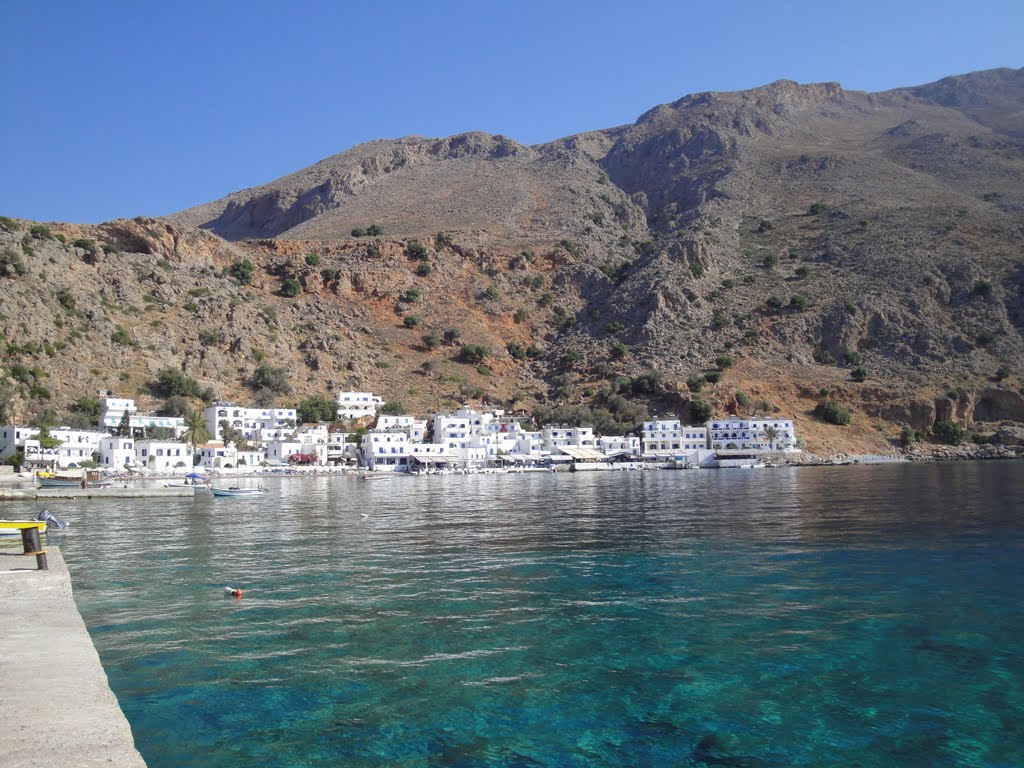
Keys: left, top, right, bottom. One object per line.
{"left": 3, "top": 68, "right": 1024, "bottom": 456}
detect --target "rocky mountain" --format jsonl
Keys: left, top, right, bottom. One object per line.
{"left": 3, "top": 67, "right": 1024, "bottom": 456}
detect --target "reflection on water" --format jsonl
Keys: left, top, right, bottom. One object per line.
{"left": 24, "top": 462, "right": 1023, "bottom": 766}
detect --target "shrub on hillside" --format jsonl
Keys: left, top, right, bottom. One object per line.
{"left": 458, "top": 344, "right": 489, "bottom": 364}
{"left": 813, "top": 398, "right": 851, "bottom": 425}
{"left": 689, "top": 396, "right": 714, "bottom": 423}
{"left": 933, "top": 419, "right": 967, "bottom": 445}
{"left": 280, "top": 277, "right": 302, "bottom": 297}
{"left": 250, "top": 362, "right": 291, "bottom": 394}
{"left": 152, "top": 368, "right": 202, "bottom": 398}
{"left": 228, "top": 258, "right": 255, "bottom": 285}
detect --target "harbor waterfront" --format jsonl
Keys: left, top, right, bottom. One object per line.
{"left": 8, "top": 461, "right": 1023, "bottom": 767}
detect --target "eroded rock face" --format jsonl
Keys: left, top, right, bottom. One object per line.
{"left": 879, "top": 401, "right": 938, "bottom": 432}
{"left": 995, "top": 425, "right": 1024, "bottom": 446}
{"left": 972, "top": 387, "right": 1024, "bottom": 422}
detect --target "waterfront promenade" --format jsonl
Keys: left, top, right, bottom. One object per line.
{"left": 0, "top": 546, "right": 147, "bottom": 767}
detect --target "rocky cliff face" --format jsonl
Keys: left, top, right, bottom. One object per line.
{"left": 3, "top": 68, "right": 1024, "bottom": 455}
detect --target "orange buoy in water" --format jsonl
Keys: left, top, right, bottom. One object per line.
{"left": 224, "top": 587, "right": 243, "bottom": 599}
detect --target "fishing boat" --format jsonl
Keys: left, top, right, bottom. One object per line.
{"left": 210, "top": 485, "right": 268, "bottom": 497}
{"left": 35, "top": 470, "right": 111, "bottom": 489}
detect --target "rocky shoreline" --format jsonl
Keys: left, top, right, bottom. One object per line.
{"left": 905, "top": 443, "right": 1024, "bottom": 462}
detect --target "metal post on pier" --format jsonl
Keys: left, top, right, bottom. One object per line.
{"left": 20, "top": 526, "right": 48, "bottom": 570}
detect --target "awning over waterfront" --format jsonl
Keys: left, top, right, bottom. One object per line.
{"left": 555, "top": 447, "right": 608, "bottom": 461}
{"left": 410, "top": 453, "right": 464, "bottom": 464}
{"left": 498, "top": 453, "right": 541, "bottom": 462}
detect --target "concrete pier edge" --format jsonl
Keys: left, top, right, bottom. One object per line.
{"left": 0, "top": 546, "right": 148, "bottom": 767}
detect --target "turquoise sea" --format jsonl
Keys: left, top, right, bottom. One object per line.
{"left": 29, "top": 462, "right": 1024, "bottom": 765}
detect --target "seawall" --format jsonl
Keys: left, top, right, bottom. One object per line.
{"left": 0, "top": 546, "right": 147, "bottom": 767}
{"left": 0, "top": 486, "right": 195, "bottom": 501}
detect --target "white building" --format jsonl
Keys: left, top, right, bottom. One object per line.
{"left": 336, "top": 391, "right": 384, "bottom": 422}
{"left": 0, "top": 426, "right": 38, "bottom": 461}
{"left": 265, "top": 439, "right": 308, "bottom": 465}
{"left": 130, "top": 414, "right": 186, "bottom": 438}
{"left": 361, "top": 430, "right": 413, "bottom": 471}
{"left": 376, "top": 415, "right": 428, "bottom": 442}
{"left": 236, "top": 448, "right": 265, "bottom": 467}
{"left": 327, "top": 430, "right": 356, "bottom": 464}
{"left": 598, "top": 435, "right": 642, "bottom": 457}
{"left": 135, "top": 439, "right": 190, "bottom": 472}
{"left": 509, "top": 430, "right": 544, "bottom": 458}
{"left": 361, "top": 430, "right": 448, "bottom": 471}
{"left": 205, "top": 403, "right": 297, "bottom": 444}
{"left": 642, "top": 418, "right": 708, "bottom": 454}
{"left": 542, "top": 425, "right": 596, "bottom": 452}
{"left": 53, "top": 428, "right": 106, "bottom": 467}
{"left": 707, "top": 416, "right": 798, "bottom": 452}
{"left": 100, "top": 436, "right": 136, "bottom": 469}
{"left": 432, "top": 414, "right": 471, "bottom": 448}
{"left": 99, "top": 397, "right": 137, "bottom": 431}
{"left": 270, "top": 423, "right": 332, "bottom": 466}
{"left": 198, "top": 441, "right": 238, "bottom": 468}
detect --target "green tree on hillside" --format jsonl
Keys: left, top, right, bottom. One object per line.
{"left": 297, "top": 394, "right": 338, "bottom": 424}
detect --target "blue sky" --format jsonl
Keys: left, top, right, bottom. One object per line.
{"left": 2, "top": 0, "right": 1021, "bottom": 224}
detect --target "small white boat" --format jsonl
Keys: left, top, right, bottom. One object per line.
{"left": 210, "top": 486, "right": 268, "bottom": 497}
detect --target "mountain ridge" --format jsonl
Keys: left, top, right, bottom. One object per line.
{"left": 3, "top": 67, "right": 1024, "bottom": 455}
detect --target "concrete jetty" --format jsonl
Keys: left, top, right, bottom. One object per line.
{"left": 0, "top": 547, "right": 147, "bottom": 767}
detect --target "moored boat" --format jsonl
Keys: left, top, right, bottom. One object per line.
{"left": 210, "top": 485, "right": 268, "bottom": 497}
{"left": 0, "top": 509, "right": 70, "bottom": 536}
{"left": 0, "top": 520, "right": 47, "bottom": 537}
{"left": 35, "top": 470, "right": 111, "bottom": 489}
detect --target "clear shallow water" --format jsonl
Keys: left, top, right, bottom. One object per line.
{"left": 25, "top": 462, "right": 1024, "bottom": 766}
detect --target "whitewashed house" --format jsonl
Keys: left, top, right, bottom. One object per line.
{"left": 204, "top": 403, "right": 297, "bottom": 444}
{"left": 336, "top": 391, "right": 384, "bottom": 422}
{"left": 707, "top": 416, "right": 797, "bottom": 452}
{"left": 100, "top": 436, "right": 136, "bottom": 469}
{"left": 327, "top": 430, "right": 356, "bottom": 464}
{"left": 135, "top": 439, "right": 190, "bottom": 472}
{"left": 361, "top": 429, "right": 413, "bottom": 472}
{"left": 542, "top": 425, "right": 596, "bottom": 452}
{"left": 130, "top": 414, "right": 186, "bottom": 438}
{"left": 0, "top": 426, "right": 39, "bottom": 461}
{"left": 642, "top": 418, "right": 708, "bottom": 454}
{"left": 51, "top": 428, "right": 106, "bottom": 466}
{"left": 99, "top": 397, "right": 137, "bottom": 431}
{"left": 407, "top": 441, "right": 451, "bottom": 472}
{"left": 376, "top": 415, "right": 428, "bottom": 442}
{"left": 432, "top": 413, "right": 472, "bottom": 446}
{"left": 598, "top": 435, "right": 642, "bottom": 457}
{"left": 198, "top": 441, "right": 238, "bottom": 468}
{"left": 236, "top": 448, "right": 265, "bottom": 467}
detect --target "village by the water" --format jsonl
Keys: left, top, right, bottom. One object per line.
{"left": 0, "top": 391, "right": 825, "bottom": 487}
